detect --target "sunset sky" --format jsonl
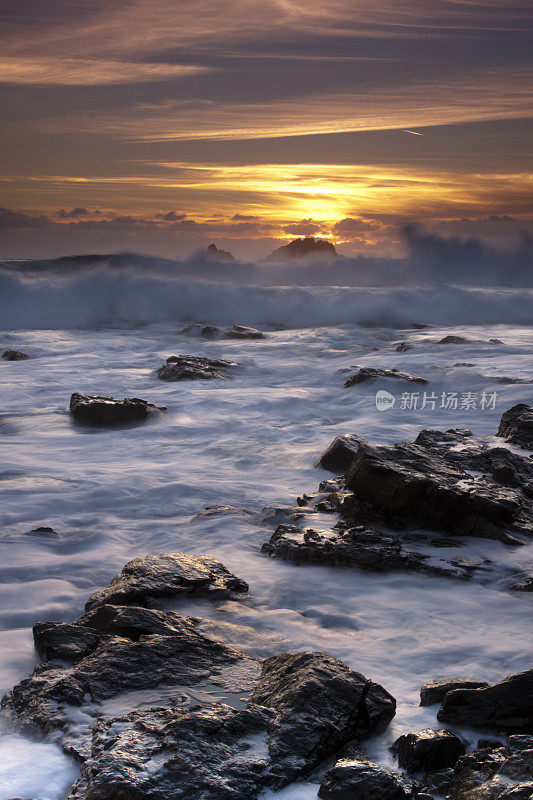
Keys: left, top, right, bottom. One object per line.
{"left": 1, "top": 0, "right": 532, "bottom": 259}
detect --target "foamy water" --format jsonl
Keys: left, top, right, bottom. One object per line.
{"left": 0, "top": 310, "right": 531, "bottom": 799}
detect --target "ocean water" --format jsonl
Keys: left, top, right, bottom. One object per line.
{"left": 0, "top": 269, "right": 531, "bottom": 799}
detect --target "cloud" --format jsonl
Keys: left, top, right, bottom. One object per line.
{"left": 332, "top": 217, "right": 382, "bottom": 238}
{"left": 156, "top": 211, "right": 188, "bottom": 221}
{"left": 283, "top": 218, "right": 326, "bottom": 236}
{"left": 0, "top": 207, "right": 51, "bottom": 229}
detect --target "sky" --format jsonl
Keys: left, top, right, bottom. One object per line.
{"left": 1, "top": 0, "right": 532, "bottom": 260}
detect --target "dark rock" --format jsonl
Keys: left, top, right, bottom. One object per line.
{"left": 497, "top": 404, "right": 533, "bottom": 450}
{"left": 318, "top": 757, "right": 410, "bottom": 799}
{"left": 344, "top": 438, "right": 530, "bottom": 542}
{"left": 315, "top": 434, "right": 368, "bottom": 473}
{"left": 410, "top": 323, "right": 432, "bottom": 329}
{"left": 85, "top": 551, "right": 249, "bottom": 611}
{"left": 420, "top": 677, "right": 489, "bottom": 706}
{"left": 438, "top": 669, "right": 533, "bottom": 732}
{"left": 450, "top": 735, "right": 533, "bottom": 800}
{"left": 205, "top": 243, "right": 235, "bottom": 262}
{"left": 395, "top": 342, "right": 412, "bottom": 352}
{"left": 33, "top": 622, "right": 99, "bottom": 662}
{"left": 2, "top": 349, "right": 30, "bottom": 360}
{"left": 269, "top": 237, "right": 339, "bottom": 261}
{"left": 263, "top": 524, "right": 474, "bottom": 580}
{"left": 180, "top": 323, "right": 220, "bottom": 338}
{"left": 26, "top": 526, "right": 60, "bottom": 538}
{"left": 344, "top": 367, "right": 427, "bottom": 387}
{"left": 438, "top": 336, "right": 475, "bottom": 344}
{"left": 70, "top": 393, "right": 165, "bottom": 426}
{"left": 392, "top": 728, "right": 465, "bottom": 772}
{"left": 156, "top": 354, "right": 237, "bottom": 380}
{"left": 509, "top": 576, "right": 533, "bottom": 592}
{"left": 221, "top": 325, "right": 265, "bottom": 339}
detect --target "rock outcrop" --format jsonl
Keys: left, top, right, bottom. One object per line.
{"left": 437, "top": 669, "right": 533, "bottom": 732}
{"left": 344, "top": 367, "right": 427, "bottom": 387}
{"left": 2, "top": 348, "right": 30, "bottom": 360}
{"left": 70, "top": 393, "right": 165, "bottom": 426}
{"left": 449, "top": 735, "right": 533, "bottom": 800}
{"left": 314, "top": 434, "right": 367, "bottom": 473}
{"left": 156, "top": 354, "right": 237, "bottom": 380}
{"left": 420, "top": 677, "right": 489, "bottom": 706}
{"left": 221, "top": 325, "right": 265, "bottom": 339}
{"left": 497, "top": 404, "right": 533, "bottom": 450}
{"left": 269, "top": 237, "right": 339, "bottom": 261}
{"left": 204, "top": 243, "right": 235, "bottom": 262}
{"left": 180, "top": 323, "right": 220, "bottom": 338}
{"left": 319, "top": 756, "right": 409, "bottom": 799}
{"left": 392, "top": 728, "right": 465, "bottom": 772}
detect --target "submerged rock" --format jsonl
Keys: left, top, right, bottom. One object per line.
{"left": 85, "top": 551, "right": 249, "bottom": 611}
{"left": 2, "top": 349, "right": 30, "bottom": 360}
{"left": 438, "top": 336, "right": 475, "bottom": 345}
{"left": 319, "top": 757, "right": 409, "bottom": 799}
{"left": 420, "top": 677, "right": 489, "bottom": 706}
{"left": 344, "top": 367, "right": 427, "bottom": 387}
{"left": 395, "top": 342, "right": 412, "bottom": 352}
{"left": 497, "top": 404, "right": 533, "bottom": 450}
{"left": 156, "top": 354, "right": 237, "bottom": 380}
{"left": 222, "top": 325, "right": 265, "bottom": 339}
{"left": 69, "top": 393, "right": 165, "bottom": 426}
{"left": 437, "top": 669, "right": 533, "bottom": 732}
{"left": 392, "top": 728, "right": 465, "bottom": 772}
{"left": 180, "top": 323, "right": 220, "bottom": 338}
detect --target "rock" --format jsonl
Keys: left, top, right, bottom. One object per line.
{"left": 221, "top": 325, "right": 265, "bottom": 339}
{"left": 420, "top": 678, "right": 489, "bottom": 706}
{"left": 69, "top": 393, "right": 165, "bottom": 426}
{"left": 263, "top": 523, "right": 473, "bottom": 579}
{"left": 26, "top": 526, "right": 60, "bottom": 538}
{"left": 392, "top": 729, "right": 465, "bottom": 772}
{"left": 509, "top": 576, "right": 533, "bottom": 592}
{"left": 497, "top": 404, "right": 533, "bottom": 450}
{"left": 395, "top": 342, "right": 412, "bottom": 352}
{"left": 205, "top": 243, "right": 235, "bottom": 262}
{"left": 85, "top": 551, "right": 249, "bottom": 611}
{"left": 437, "top": 669, "right": 533, "bottom": 732}
{"left": 156, "top": 354, "right": 237, "bottom": 380}
{"left": 33, "top": 621, "right": 99, "bottom": 662}
{"left": 318, "top": 757, "right": 410, "bottom": 799}
{"left": 438, "top": 336, "right": 475, "bottom": 344}
{"left": 344, "top": 367, "right": 427, "bottom": 387}
{"left": 344, "top": 437, "right": 531, "bottom": 542}
{"left": 269, "top": 237, "right": 339, "bottom": 261}
{"left": 2, "top": 349, "right": 30, "bottom": 360}
{"left": 180, "top": 323, "right": 220, "bottom": 338}
{"left": 410, "top": 322, "right": 432, "bottom": 329}
{"left": 314, "top": 434, "right": 368, "bottom": 473}
{"left": 450, "top": 735, "right": 533, "bottom": 800}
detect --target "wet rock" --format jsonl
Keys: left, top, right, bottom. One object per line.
{"left": 420, "top": 677, "right": 489, "bottom": 706}
{"left": 26, "top": 526, "right": 60, "bottom": 538}
{"left": 315, "top": 433, "right": 368, "bottom": 473}
{"left": 85, "top": 552, "right": 249, "bottom": 611}
{"left": 438, "top": 336, "right": 475, "bottom": 344}
{"left": 344, "top": 367, "right": 427, "bottom": 387}
{"left": 392, "top": 728, "right": 465, "bottom": 772}
{"left": 395, "top": 342, "right": 412, "bottom": 352}
{"left": 344, "top": 437, "right": 531, "bottom": 542}
{"left": 262, "top": 524, "right": 473, "bottom": 580}
{"left": 70, "top": 393, "right": 165, "bottom": 426}
{"left": 437, "top": 669, "right": 533, "bottom": 732}
{"left": 33, "top": 622, "right": 99, "bottom": 662}
{"left": 450, "top": 735, "right": 533, "bottom": 800}
{"left": 180, "top": 323, "right": 220, "bottom": 338}
{"left": 156, "top": 354, "right": 237, "bottom": 380}
{"left": 222, "top": 324, "right": 265, "bottom": 339}
{"left": 509, "top": 576, "right": 533, "bottom": 592}
{"left": 2, "top": 349, "right": 30, "bottom": 360}
{"left": 497, "top": 404, "right": 533, "bottom": 450}
{"left": 318, "top": 757, "right": 410, "bottom": 799}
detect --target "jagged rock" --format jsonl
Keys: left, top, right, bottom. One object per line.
{"left": 85, "top": 552, "right": 249, "bottom": 611}
{"left": 420, "top": 678, "right": 489, "bottom": 706}
{"left": 395, "top": 342, "right": 412, "bottom": 352}
{"left": 344, "top": 367, "right": 427, "bottom": 387}
{"left": 318, "top": 757, "right": 410, "bottom": 799}
{"left": 392, "top": 729, "right": 465, "bottom": 772}
{"left": 269, "top": 237, "right": 339, "bottom": 261}
{"left": 156, "top": 354, "right": 237, "bottom": 380}
{"left": 497, "top": 404, "right": 533, "bottom": 450}
{"left": 437, "top": 669, "right": 533, "bottom": 732}
{"left": 438, "top": 336, "right": 476, "bottom": 344}
{"left": 69, "top": 393, "right": 165, "bottom": 426}
{"left": 180, "top": 323, "right": 220, "bottom": 338}
{"left": 314, "top": 434, "right": 367, "bottom": 473}
{"left": 344, "top": 437, "right": 531, "bottom": 542}
{"left": 26, "top": 526, "right": 60, "bottom": 538}
{"left": 205, "top": 243, "right": 235, "bottom": 262}
{"left": 222, "top": 325, "right": 265, "bottom": 340}
{"left": 450, "top": 735, "right": 533, "bottom": 800}
{"left": 33, "top": 622, "right": 99, "bottom": 662}
{"left": 262, "top": 524, "right": 476, "bottom": 580}
{"left": 510, "top": 576, "right": 533, "bottom": 592}
{"left": 2, "top": 349, "right": 30, "bottom": 360}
